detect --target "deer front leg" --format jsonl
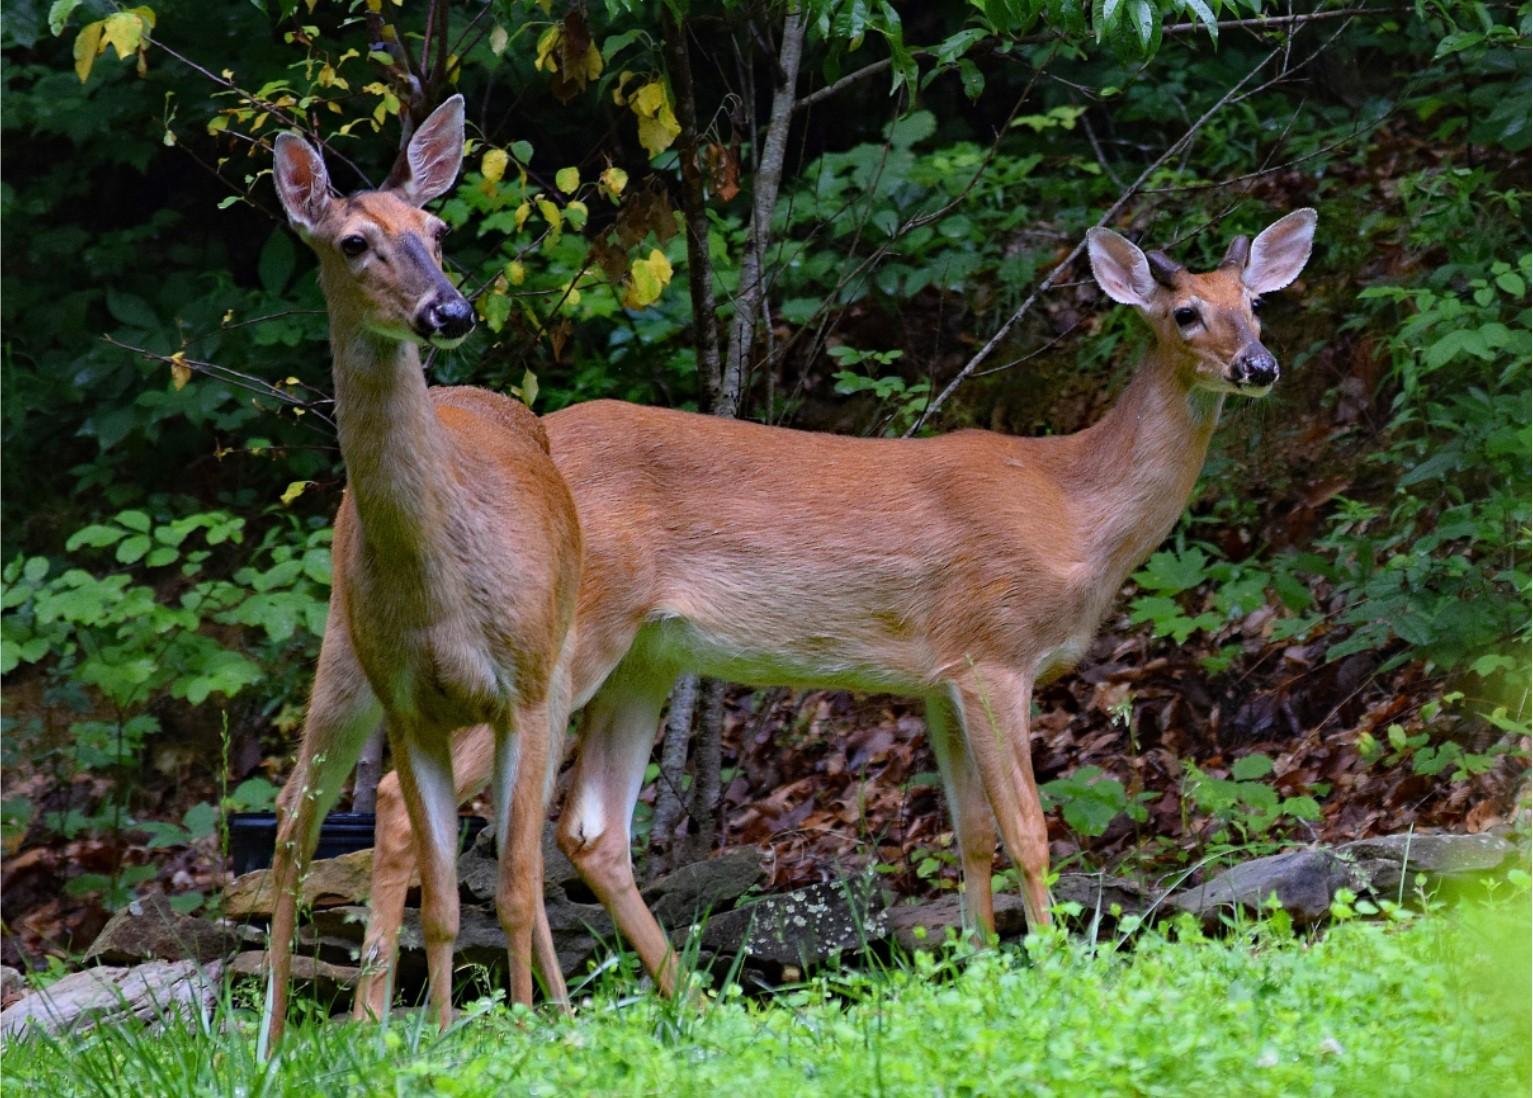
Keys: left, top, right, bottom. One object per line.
{"left": 265, "top": 630, "right": 381, "bottom": 1052}
{"left": 352, "top": 725, "right": 494, "bottom": 1022}
{"left": 949, "top": 664, "right": 1053, "bottom": 933}
{"left": 387, "top": 721, "right": 461, "bottom": 1031}
{"left": 556, "top": 667, "right": 676, "bottom": 994}
{"left": 925, "top": 695, "right": 998, "bottom": 941}
{"left": 492, "top": 699, "right": 566, "bottom": 1008}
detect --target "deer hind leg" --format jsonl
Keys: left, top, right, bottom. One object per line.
{"left": 388, "top": 721, "right": 461, "bottom": 1031}
{"left": 926, "top": 695, "right": 998, "bottom": 942}
{"left": 556, "top": 661, "right": 676, "bottom": 994}
{"left": 352, "top": 725, "right": 494, "bottom": 1022}
{"left": 949, "top": 664, "right": 1052, "bottom": 933}
{"left": 265, "top": 631, "right": 381, "bottom": 1051}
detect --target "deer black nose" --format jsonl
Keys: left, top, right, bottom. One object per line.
{"left": 418, "top": 295, "right": 474, "bottom": 340}
{"left": 1233, "top": 347, "right": 1278, "bottom": 390}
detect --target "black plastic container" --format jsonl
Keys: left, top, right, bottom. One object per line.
{"left": 229, "top": 812, "right": 489, "bottom": 876}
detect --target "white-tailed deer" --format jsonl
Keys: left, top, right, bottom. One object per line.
{"left": 263, "top": 95, "right": 582, "bottom": 1047}
{"left": 352, "top": 208, "right": 1317, "bottom": 1016}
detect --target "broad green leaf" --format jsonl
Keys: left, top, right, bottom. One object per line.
{"left": 555, "top": 166, "right": 580, "bottom": 194}
{"left": 1231, "top": 754, "right": 1274, "bottom": 780}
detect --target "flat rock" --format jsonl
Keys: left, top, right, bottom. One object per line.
{"left": 229, "top": 951, "right": 358, "bottom": 1001}
{"left": 1172, "top": 849, "right": 1364, "bottom": 925}
{"left": 1341, "top": 832, "right": 1515, "bottom": 896}
{"left": 699, "top": 879, "right": 886, "bottom": 967}
{"left": 886, "top": 893, "right": 1029, "bottom": 951}
{"left": 0, "top": 960, "right": 221, "bottom": 1039}
{"left": 225, "top": 849, "right": 375, "bottom": 918}
{"left": 0, "top": 966, "right": 25, "bottom": 1010}
{"left": 1053, "top": 873, "right": 1154, "bottom": 920}
{"left": 84, "top": 894, "right": 238, "bottom": 966}
{"left": 644, "top": 846, "right": 771, "bottom": 928}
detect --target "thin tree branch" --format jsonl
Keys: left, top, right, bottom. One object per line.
{"left": 661, "top": 11, "right": 726, "bottom": 408}
{"left": 723, "top": 6, "right": 807, "bottom": 418}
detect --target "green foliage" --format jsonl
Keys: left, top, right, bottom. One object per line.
{"left": 4, "top": 904, "right": 1530, "bottom": 1096}
{"left": 1182, "top": 754, "right": 1323, "bottom": 841}
{"left": 1041, "top": 765, "right": 1151, "bottom": 837}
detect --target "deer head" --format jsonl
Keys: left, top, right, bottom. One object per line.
{"left": 273, "top": 95, "right": 473, "bottom": 349}
{"left": 1086, "top": 209, "right": 1317, "bottom": 395}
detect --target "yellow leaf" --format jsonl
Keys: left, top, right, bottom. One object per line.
{"left": 280, "top": 481, "right": 312, "bottom": 507}
{"left": 506, "top": 260, "right": 526, "bottom": 285}
{"left": 534, "top": 25, "right": 561, "bottom": 73}
{"left": 125, "top": 6, "right": 156, "bottom": 29}
{"left": 582, "top": 41, "right": 603, "bottom": 81}
{"left": 536, "top": 198, "right": 562, "bottom": 245}
{"left": 514, "top": 202, "right": 531, "bottom": 231}
{"left": 612, "top": 70, "right": 638, "bottom": 106}
{"left": 73, "top": 20, "right": 103, "bottom": 83}
{"left": 490, "top": 24, "right": 508, "bottom": 56}
{"left": 554, "top": 166, "right": 579, "bottom": 194}
{"left": 101, "top": 12, "right": 144, "bottom": 60}
{"left": 622, "top": 248, "right": 673, "bottom": 310}
{"left": 633, "top": 80, "right": 665, "bottom": 118}
{"left": 636, "top": 106, "right": 680, "bottom": 158}
{"left": 565, "top": 200, "right": 588, "bottom": 230}
{"left": 169, "top": 352, "right": 191, "bottom": 391}
{"left": 599, "top": 166, "right": 628, "bottom": 199}
{"left": 481, "top": 147, "right": 509, "bottom": 185}
{"left": 520, "top": 368, "right": 539, "bottom": 408}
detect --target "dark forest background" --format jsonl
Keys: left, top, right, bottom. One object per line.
{"left": 1, "top": 0, "right": 1527, "bottom": 970}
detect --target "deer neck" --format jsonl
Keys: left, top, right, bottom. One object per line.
{"left": 1069, "top": 350, "right": 1223, "bottom": 587}
{"left": 328, "top": 319, "right": 457, "bottom": 582}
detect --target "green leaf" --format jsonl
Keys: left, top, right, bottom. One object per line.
{"left": 182, "top": 801, "right": 218, "bottom": 839}
{"left": 49, "top": 0, "right": 84, "bottom": 35}
{"left": 554, "top": 166, "right": 580, "bottom": 194}
{"left": 510, "top": 140, "right": 534, "bottom": 164}
{"left": 1231, "top": 754, "right": 1274, "bottom": 780}
{"left": 1134, "top": 548, "right": 1208, "bottom": 595}
{"left": 65, "top": 524, "right": 127, "bottom": 550}
{"left": 258, "top": 228, "right": 296, "bottom": 295}
{"left": 115, "top": 535, "right": 151, "bottom": 564}
{"left": 115, "top": 510, "right": 151, "bottom": 532}
{"left": 105, "top": 288, "right": 158, "bottom": 331}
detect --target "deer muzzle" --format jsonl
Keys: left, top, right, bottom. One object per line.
{"left": 414, "top": 293, "right": 475, "bottom": 346}
{"left": 1230, "top": 344, "right": 1278, "bottom": 391}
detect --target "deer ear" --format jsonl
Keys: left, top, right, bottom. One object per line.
{"left": 1244, "top": 208, "right": 1317, "bottom": 294}
{"left": 273, "top": 133, "right": 333, "bottom": 234}
{"left": 395, "top": 94, "right": 465, "bottom": 206}
{"left": 1086, "top": 227, "right": 1156, "bottom": 307}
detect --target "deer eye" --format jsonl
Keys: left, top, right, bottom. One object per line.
{"left": 340, "top": 235, "right": 368, "bottom": 257}
{"left": 432, "top": 223, "right": 449, "bottom": 242}
{"left": 1250, "top": 296, "right": 1265, "bottom": 314}
{"left": 1173, "top": 306, "right": 1200, "bottom": 327}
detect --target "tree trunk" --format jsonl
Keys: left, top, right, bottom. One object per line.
{"left": 649, "top": 672, "right": 699, "bottom": 877}
{"left": 351, "top": 728, "right": 384, "bottom": 814}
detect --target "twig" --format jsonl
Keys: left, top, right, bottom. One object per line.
{"left": 101, "top": 335, "right": 336, "bottom": 432}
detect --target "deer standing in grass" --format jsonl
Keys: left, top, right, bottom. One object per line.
{"left": 263, "top": 95, "right": 581, "bottom": 1047}
{"left": 350, "top": 208, "right": 1316, "bottom": 1017}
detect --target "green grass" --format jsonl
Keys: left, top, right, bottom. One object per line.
{"left": 4, "top": 903, "right": 1529, "bottom": 1098}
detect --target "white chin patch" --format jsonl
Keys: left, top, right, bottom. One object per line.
{"left": 428, "top": 332, "right": 468, "bottom": 350}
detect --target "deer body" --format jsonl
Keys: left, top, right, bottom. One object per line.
{"left": 263, "top": 97, "right": 580, "bottom": 1049}
{"left": 355, "top": 208, "right": 1316, "bottom": 1015}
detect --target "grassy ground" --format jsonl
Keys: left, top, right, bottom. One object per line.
{"left": 4, "top": 902, "right": 1529, "bottom": 1098}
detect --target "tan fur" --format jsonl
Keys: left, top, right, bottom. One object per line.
{"left": 264, "top": 100, "right": 580, "bottom": 1049}
{"left": 354, "top": 212, "right": 1316, "bottom": 1013}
